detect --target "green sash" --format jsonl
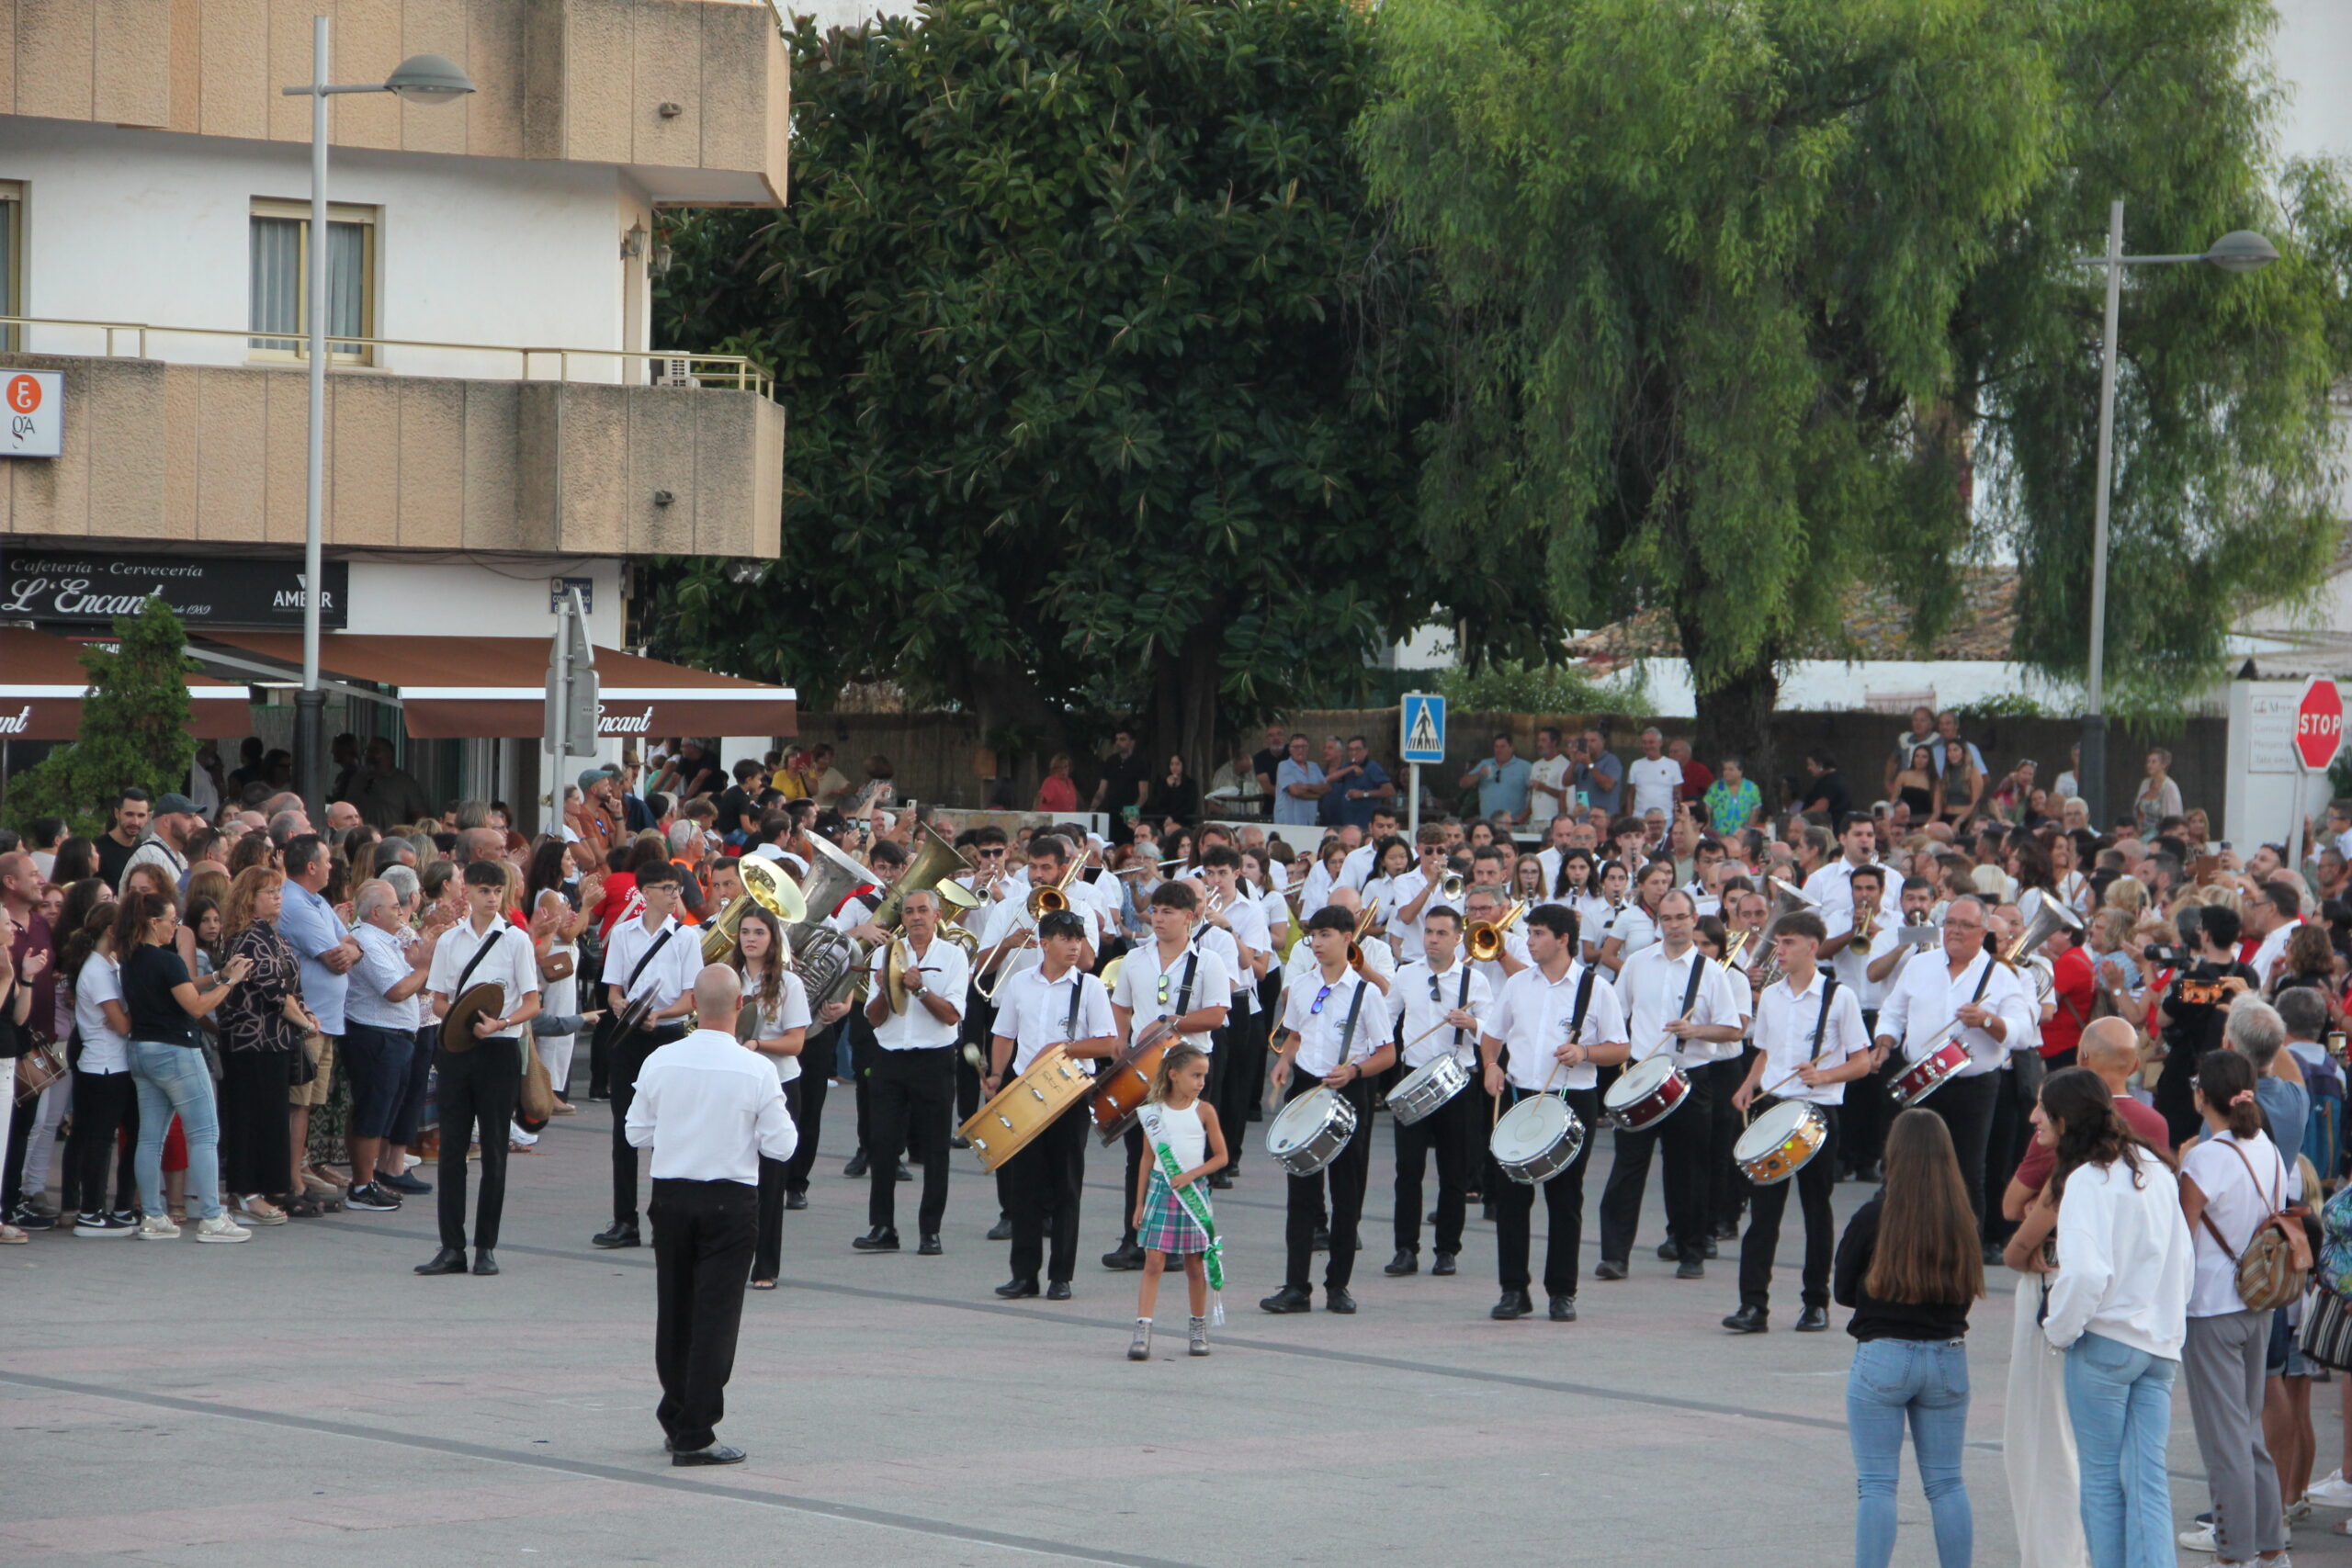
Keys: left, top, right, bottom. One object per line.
{"left": 1142, "top": 1104, "right": 1224, "bottom": 1325}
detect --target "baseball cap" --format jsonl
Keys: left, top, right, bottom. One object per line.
{"left": 576, "top": 768, "right": 610, "bottom": 792}
{"left": 153, "top": 793, "right": 201, "bottom": 816}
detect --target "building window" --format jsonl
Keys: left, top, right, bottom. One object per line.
{"left": 248, "top": 199, "right": 375, "bottom": 364}
{"left": 0, "top": 182, "right": 21, "bottom": 353}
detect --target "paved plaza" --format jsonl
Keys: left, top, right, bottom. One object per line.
{"left": 0, "top": 1100, "right": 2306, "bottom": 1567}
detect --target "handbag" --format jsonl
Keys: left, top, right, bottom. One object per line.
{"left": 515, "top": 1043, "right": 556, "bottom": 1134}
{"left": 13, "top": 1041, "right": 66, "bottom": 1104}
{"left": 2301, "top": 1286, "right": 2352, "bottom": 1371}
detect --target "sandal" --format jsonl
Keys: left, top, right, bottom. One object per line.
{"left": 281, "top": 1194, "right": 323, "bottom": 1219}
{"left": 169, "top": 1210, "right": 187, "bottom": 1226}
{"left": 0, "top": 1224, "right": 25, "bottom": 1245}
{"left": 749, "top": 1278, "right": 777, "bottom": 1291}
{"left": 240, "top": 1196, "right": 288, "bottom": 1224}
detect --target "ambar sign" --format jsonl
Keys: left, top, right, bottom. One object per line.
{"left": 0, "top": 552, "right": 349, "bottom": 629}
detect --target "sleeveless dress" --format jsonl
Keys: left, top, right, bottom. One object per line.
{"left": 1137, "top": 1100, "right": 1212, "bottom": 1256}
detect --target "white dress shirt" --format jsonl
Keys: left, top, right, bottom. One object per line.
{"left": 993, "top": 964, "right": 1116, "bottom": 1075}
{"left": 1752, "top": 969, "right": 1870, "bottom": 1106}
{"left": 604, "top": 914, "right": 704, "bottom": 1012}
{"left": 1280, "top": 965, "right": 1385, "bottom": 1077}
{"left": 1112, "top": 939, "right": 1231, "bottom": 1051}
{"left": 978, "top": 897, "right": 1103, "bottom": 991}
{"left": 1615, "top": 942, "right": 1745, "bottom": 1069}
{"left": 625, "top": 1026, "right": 799, "bottom": 1184}
{"left": 1827, "top": 903, "right": 1893, "bottom": 1009}
{"left": 2249, "top": 919, "right": 2301, "bottom": 988}
{"left": 1485, "top": 960, "right": 1629, "bottom": 1092}
{"left": 1280, "top": 935, "right": 1395, "bottom": 1010}
{"left": 1211, "top": 895, "right": 1272, "bottom": 1012}
{"left": 1876, "top": 947, "right": 2037, "bottom": 1077}
{"left": 1803, "top": 859, "right": 1896, "bottom": 928}
{"left": 1388, "top": 956, "right": 1492, "bottom": 1068}
{"left": 425, "top": 918, "right": 540, "bottom": 1042}
{"left": 1606, "top": 906, "right": 1658, "bottom": 965}
{"left": 741, "top": 968, "right": 813, "bottom": 1085}
{"left": 867, "top": 933, "right": 969, "bottom": 1049}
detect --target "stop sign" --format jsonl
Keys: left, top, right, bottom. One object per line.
{"left": 2295, "top": 677, "right": 2345, "bottom": 772}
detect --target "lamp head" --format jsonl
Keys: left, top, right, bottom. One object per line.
{"left": 384, "top": 54, "right": 475, "bottom": 103}
{"left": 2204, "top": 230, "right": 2278, "bottom": 274}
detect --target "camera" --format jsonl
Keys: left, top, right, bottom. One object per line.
{"left": 2142, "top": 943, "right": 2185, "bottom": 965}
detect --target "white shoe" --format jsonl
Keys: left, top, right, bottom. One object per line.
{"left": 2179, "top": 1522, "right": 2215, "bottom": 1552}
{"left": 238, "top": 1196, "right": 288, "bottom": 1225}
{"left": 2308, "top": 1472, "right": 2352, "bottom": 1507}
{"left": 195, "top": 1214, "right": 251, "bottom": 1244}
{"left": 136, "top": 1215, "right": 180, "bottom": 1240}
{"left": 2287, "top": 1495, "right": 2313, "bottom": 1522}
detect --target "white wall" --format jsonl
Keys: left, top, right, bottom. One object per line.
{"left": 2273, "top": 0, "right": 2352, "bottom": 164}
{"left": 0, "top": 120, "right": 651, "bottom": 379}
{"left": 2224, "top": 677, "right": 2340, "bottom": 852}
{"left": 345, "top": 557, "right": 626, "bottom": 644}
{"left": 1601, "top": 658, "right": 2085, "bottom": 718}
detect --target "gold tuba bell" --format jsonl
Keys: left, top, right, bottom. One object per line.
{"left": 702, "top": 853, "right": 808, "bottom": 964}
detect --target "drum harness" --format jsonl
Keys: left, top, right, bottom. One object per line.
{"left": 1498, "top": 966, "right": 1598, "bottom": 1129}
{"left": 1752, "top": 975, "right": 1842, "bottom": 1119}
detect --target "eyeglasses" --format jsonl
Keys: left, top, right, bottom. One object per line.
{"left": 1311, "top": 984, "right": 1334, "bottom": 1016}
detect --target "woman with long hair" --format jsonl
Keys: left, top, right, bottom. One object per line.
{"left": 1550, "top": 844, "right": 1597, "bottom": 907}
{"left": 2039, "top": 1066, "right": 2193, "bottom": 1568}
{"left": 1893, "top": 746, "right": 1938, "bottom": 827}
{"left": 214, "top": 866, "right": 317, "bottom": 1224}
{"left": 1933, "top": 739, "right": 1985, "bottom": 830}
{"left": 1834, "top": 1108, "right": 1984, "bottom": 1568}
{"left": 2177, "top": 1049, "right": 2293, "bottom": 1566}
{"left": 730, "top": 907, "right": 809, "bottom": 1291}
{"left": 1597, "top": 859, "right": 1675, "bottom": 974}
{"left": 1510, "top": 852, "right": 1546, "bottom": 908}
{"left": 2135, "top": 750, "right": 2184, "bottom": 841}
{"left": 117, "top": 888, "right": 252, "bottom": 1241}
{"left": 50, "top": 836, "right": 99, "bottom": 888}
{"left": 1585, "top": 858, "right": 1632, "bottom": 966}
{"left": 62, "top": 899, "right": 141, "bottom": 1235}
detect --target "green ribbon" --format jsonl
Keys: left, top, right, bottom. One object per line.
{"left": 1142, "top": 1105, "right": 1224, "bottom": 1322}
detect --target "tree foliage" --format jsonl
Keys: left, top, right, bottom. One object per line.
{"left": 650, "top": 0, "right": 1555, "bottom": 773}
{"left": 1362, "top": 0, "right": 2350, "bottom": 779}
{"left": 4, "top": 599, "right": 198, "bottom": 839}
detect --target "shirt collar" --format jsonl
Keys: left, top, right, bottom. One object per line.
{"left": 1780, "top": 966, "right": 1826, "bottom": 999}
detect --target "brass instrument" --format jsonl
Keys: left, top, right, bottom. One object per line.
{"left": 1343, "top": 900, "right": 1381, "bottom": 969}
{"left": 1466, "top": 900, "right": 1526, "bottom": 964}
{"left": 701, "top": 853, "right": 808, "bottom": 964}
{"left": 1764, "top": 875, "right": 1819, "bottom": 918}
{"left": 1026, "top": 855, "right": 1088, "bottom": 919}
{"left": 1440, "top": 871, "right": 1466, "bottom": 903}
{"left": 2003, "top": 888, "right": 2084, "bottom": 1002}
{"left": 785, "top": 833, "right": 879, "bottom": 1010}
{"left": 870, "top": 822, "right": 984, "bottom": 931}
{"left": 1717, "top": 929, "right": 1753, "bottom": 973}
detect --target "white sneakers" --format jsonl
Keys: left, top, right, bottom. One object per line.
{"left": 2308, "top": 1472, "right": 2352, "bottom": 1508}
{"left": 136, "top": 1215, "right": 180, "bottom": 1240}
{"left": 195, "top": 1215, "right": 251, "bottom": 1244}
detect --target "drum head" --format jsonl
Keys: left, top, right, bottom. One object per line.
{"left": 1606, "top": 1055, "right": 1675, "bottom": 1107}
{"left": 1734, "top": 1099, "right": 1813, "bottom": 1160}
{"left": 1493, "top": 1094, "right": 1569, "bottom": 1162}
{"left": 1267, "top": 1089, "right": 1334, "bottom": 1156}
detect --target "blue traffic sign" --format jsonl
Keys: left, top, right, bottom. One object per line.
{"left": 1400, "top": 692, "right": 1448, "bottom": 765}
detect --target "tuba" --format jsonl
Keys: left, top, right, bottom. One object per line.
{"left": 786, "top": 833, "right": 879, "bottom": 1010}
{"left": 702, "top": 853, "right": 808, "bottom": 964}
{"left": 2004, "top": 887, "right": 2086, "bottom": 1001}
{"left": 870, "top": 821, "right": 983, "bottom": 931}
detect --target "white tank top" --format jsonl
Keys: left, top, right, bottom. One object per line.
{"left": 1144, "top": 1100, "right": 1207, "bottom": 1171}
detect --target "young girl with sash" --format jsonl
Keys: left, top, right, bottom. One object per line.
{"left": 1128, "top": 1043, "right": 1228, "bottom": 1360}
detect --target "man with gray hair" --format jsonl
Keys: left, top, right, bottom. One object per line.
{"left": 1625, "top": 727, "right": 1682, "bottom": 822}
{"left": 344, "top": 879, "right": 441, "bottom": 1211}
{"left": 2226, "top": 995, "right": 2308, "bottom": 1191}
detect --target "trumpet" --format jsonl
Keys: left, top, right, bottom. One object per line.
{"left": 1440, "top": 871, "right": 1466, "bottom": 902}
{"left": 1466, "top": 900, "right": 1526, "bottom": 963}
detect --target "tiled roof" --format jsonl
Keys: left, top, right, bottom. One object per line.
{"left": 1563, "top": 567, "right": 2020, "bottom": 662}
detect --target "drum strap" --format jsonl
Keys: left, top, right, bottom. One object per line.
{"left": 1569, "top": 965, "right": 1597, "bottom": 1042}
{"left": 1671, "top": 953, "right": 1706, "bottom": 1057}
{"left": 1174, "top": 948, "right": 1200, "bottom": 1018}
{"left": 1336, "top": 977, "right": 1370, "bottom": 1064}
{"left": 1062, "top": 973, "right": 1085, "bottom": 1041}
{"left": 451, "top": 925, "right": 507, "bottom": 1004}
{"left": 621, "top": 924, "right": 678, "bottom": 1002}
{"left": 1809, "top": 977, "right": 1841, "bottom": 1061}
{"left": 1453, "top": 968, "right": 1474, "bottom": 1052}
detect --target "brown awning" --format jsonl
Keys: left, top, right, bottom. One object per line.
{"left": 197, "top": 633, "right": 797, "bottom": 741}
{"left": 0, "top": 627, "right": 254, "bottom": 740}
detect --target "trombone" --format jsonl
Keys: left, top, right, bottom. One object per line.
{"left": 1026, "top": 855, "right": 1088, "bottom": 919}
{"left": 1466, "top": 900, "right": 1526, "bottom": 963}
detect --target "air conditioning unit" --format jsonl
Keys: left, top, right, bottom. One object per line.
{"left": 654, "top": 356, "right": 699, "bottom": 389}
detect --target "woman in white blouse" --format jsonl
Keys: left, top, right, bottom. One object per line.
{"left": 732, "top": 908, "right": 809, "bottom": 1291}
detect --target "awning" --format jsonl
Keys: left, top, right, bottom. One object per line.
{"left": 195, "top": 633, "right": 797, "bottom": 741}
{"left": 0, "top": 626, "right": 254, "bottom": 740}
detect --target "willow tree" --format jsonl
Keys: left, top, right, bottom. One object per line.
{"left": 1363, "top": 0, "right": 2347, "bottom": 784}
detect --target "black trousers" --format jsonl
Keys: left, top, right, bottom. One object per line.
{"left": 1926, "top": 1070, "right": 1999, "bottom": 1226}
{"left": 1393, "top": 1077, "right": 1473, "bottom": 1256}
{"left": 1208, "top": 1014, "right": 1262, "bottom": 1168}
{"left": 1696, "top": 1057, "right": 1749, "bottom": 1235}
{"left": 1006, "top": 1106, "right": 1088, "bottom": 1284}
{"left": 782, "top": 1027, "right": 833, "bottom": 1195}
{"left": 1838, "top": 1010, "right": 1890, "bottom": 1172}
{"left": 849, "top": 1012, "right": 880, "bottom": 1158}
{"left": 586, "top": 1008, "right": 618, "bottom": 1100}
{"left": 752, "top": 1078, "right": 799, "bottom": 1282}
{"left": 1491, "top": 1085, "right": 1599, "bottom": 1296}
{"left": 435, "top": 1043, "right": 520, "bottom": 1251}
{"left": 219, "top": 1049, "right": 294, "bottom": 1197}
{"left": 1737, "top": 1103, "right": 1839, "bottom": 1310}
{"left": 867, "top": 1045, "right": 955, "bottom": 1236}
{"left": 64, "top": 1068, "right": 137, "bottom": 1216}
{"left": 610, "top": 1025, "right": 683, "bottom": 1227}
{"left": 1598, "top": 1062, "right": 1716, "bottom": 1265}
{"left": 650, "top": 1176, "right": 757, "bottom": 1452}
{"left": 1282, "top": 1074, "right": 1375, "bottom": 1292}
{"left": 1, "top": 1088, "right": 40, "bottom": 1209}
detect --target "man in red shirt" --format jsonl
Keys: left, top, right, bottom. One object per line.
{"left": 2004, "top": 1019, "right": 2169, "bottom": 1221}
{"left": 2038, "top": 920, "right": 2098, "bottom": 1069}
{"left": 1668, "top": 738, "right": 1713, "bottom": 806}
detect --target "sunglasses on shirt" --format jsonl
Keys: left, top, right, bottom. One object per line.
{"left": 1311, "top": 983, "right": 1334, "bottom": 1016}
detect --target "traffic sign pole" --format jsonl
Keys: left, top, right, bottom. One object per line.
{"left": 1399, "top": 692, "right": 1450, "bottom": 847}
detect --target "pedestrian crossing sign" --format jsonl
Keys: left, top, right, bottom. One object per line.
{"left": 1401, "top": 693, "right": 1447, "bottom": 765}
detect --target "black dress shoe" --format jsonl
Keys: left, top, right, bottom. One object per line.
{"left": 1704, "top": 1238, "right": 1719, "bottom": 1259}
{"left": 1206, "top": 1172, "right": 1232, "bottom": 1190}
{"left": 1490, "top": 1289, "right": 1533, "bottom": 1320}
{"left": 1046, "top": 1280, "right": 1072, "bottom": 1302}
{"left": 472, "top": 1249, "right": 500, "bottom": 1276}
{"left": 1384, "top": 1248, "right": 1419, "bottom": 1277}
{"left": 1427, "top": 1206, "right": 1441, "bottom": 1224}
{"left": 592, "top": 1222, "right": 641, "bottom": 1249}
{"left": 1431, "top": 1252, "right": 1457, "bottom": 1277}
{"left": 1325, "top": 1287, "right": 1356, "bottom": 1314}
{"left": 1309, "top": 1224, "right": 1330, "bottom": 1252}
{"left": 994, "top": 1277, "right": 1040, "bottom": 1298}
{"left": 671, "top": 1443, "right": 746, "bottom": 1468}
{"left": 1656, "top": 1240, "right": 1679, "bottom": 1260}
{"left": 987, "top": 1216, "right": 1013, "bottom": 1241}
{"left": 785, "top": 1191, "right": 808, "bottom": 1211}
{"left": 1723, "top": 1304, "right": 1770, "bottom": 1334}
{"left": 852, "top": 1227, "right": 900, "bottom": 1252}
{"left": 895, "top": 1160, "right": 913, "bottom": 1183}
{"left": 413, "top": 1247, "right": 468, "bottom": 1276}
{"left": 1594, "top": 1258, "right": 1628, "bottom": 1281}
{"left": 917, "top": 1234, "right": 942, "bottom": 1257}
{"left": 1713, "top": 1221, "right": 1741, "bottom": 1242}
{"left": 1259, "top": 1285, "right": 1313, "bottom": 1314}
{"left": 1102, "top": 1242, "right": 1146, "bottom": 1271}
{"left": 948, "top": 1134, "right": 970, "bottom": 1150}
{"left": 1548, "top": 1293, "right": 1577, "bottom": 1322}
{"left": 1676, "top": 1258, "right": 1704, "bottom": 1280}
{"left": 843, "top": 1152, "right": 869, "bottom": 1179}
{"left": 1794, "top": 1305, "right": 1830, "bottom": 1333}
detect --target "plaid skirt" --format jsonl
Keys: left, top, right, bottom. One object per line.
{"left": 1139, "top": 1172, "right": 1213, "bottom": 1257}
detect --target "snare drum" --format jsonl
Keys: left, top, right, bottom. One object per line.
{"left": 1602, "top": 1055, "right": 1690, "bottom": 1132}
{"left": 1388, "top": 1054, "right": 1470, "bottom": 1126}
{"left": 1490, "top": 1093, "right": 1587, "bottom": 1186}
{"left": 1890, "top": 1040, "right": 1970, "bottom": 1108}
{"left": 1732, "top": 1100, "right": 1827, "bottom": 1186}
{"left": 1267, "top": 1087, "right": 1359, "bottom": 1177}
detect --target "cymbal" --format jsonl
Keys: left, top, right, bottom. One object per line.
{"left": 440, "top": 982, "right": 503, "bottom": 1055}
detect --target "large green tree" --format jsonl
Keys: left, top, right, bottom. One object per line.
{"left": 3, "top": 599, "right": 199, "bottom": 839}
{"left": 651, "top": 0, "right": 1554, "bottom": 779}
{"left": 1362, "top": 0, "right": 2348, "bottom": 789}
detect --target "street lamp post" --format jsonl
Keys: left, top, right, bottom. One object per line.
{"left": 280, "top": 22, "right": 473, "bottom": 816}
{"left": 2075, "top": 200, "right": 2276, "bottom": 828}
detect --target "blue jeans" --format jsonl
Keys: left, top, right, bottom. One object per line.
{"left": 2063, "top": 1330, "right": 2178, "bottom": 1568}
{"left": 129, "top": 1040, "right": 223, "bottom": 1222}
{"left": 1848, "top": 1337, "right": 1973, "bottom": 1568}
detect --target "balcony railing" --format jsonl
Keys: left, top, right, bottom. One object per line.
{"left": 0, "top": 313, "right": 772, "bottom": 399}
